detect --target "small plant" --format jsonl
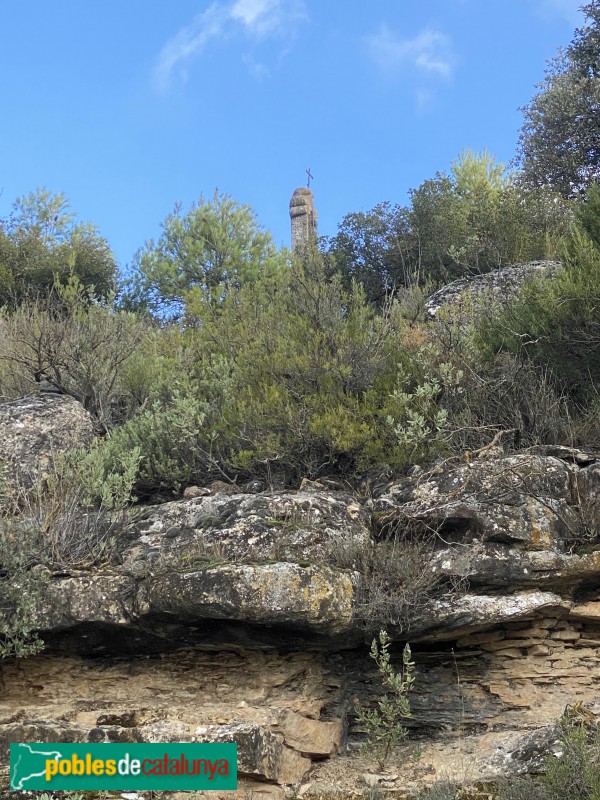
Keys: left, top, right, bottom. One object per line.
{"left": 37, "top": 794, "right": 84, "bottom": 800}
{"left": 328, "top": 531, "right": 446, "bottom": 632}
{"left": 0, "top": 523, "right": 46, "bottom": 659}
{"left": 354, "top": 629, "right": 415, "bottom": 770}
{"left": 494, "top": 776, "right": 549, "bottom": 800}
{"left": 0, "top": 465, "right": 46, "bottom": 659}
{"left": 538, "top": 706, "right": 600, "bottom": 800}
{"left": 416, "top": 781, "right": 459, "bottom": 800}
{"left": 84, "top": 389, "right": 212, "bottom": 496}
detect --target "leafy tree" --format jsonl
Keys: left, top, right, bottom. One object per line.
{"left": 0, "top": 189, "right": 117, "bottom": 306}
{"left": 575, "top": 181, "right": 600, "bottom": 247}
{"left": 567, "top": 0, "right": 600, "bottom": 79}
{"left": 518, "top": 1, "right": 600, "bottom": 197}
{"left": 476, "top": 213, "right": 600, "bottom": 404}
{"left": 329, "top": 150, "right": 570, "bottom": 302}
{"left": 128, "top": 190, "right": 285, "bottom": 318}
{"left": 326, "top": 203, "right": 419, "bottom": 305}
{"left": 411, "top": 149, "right": 537, "bottom": 278}
{"left": 495, "top": 183, "right": 572, "bottom": 264}
{"left": 408, "top": 171, "right": 471, "bottom": 282}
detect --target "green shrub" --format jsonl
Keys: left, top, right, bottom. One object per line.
{"left": 84, "top": 390, "right": 212, "bottom": 497}
{"left": 101, "top": 246, "right": 467, "bottom": 494}
{"left": 383, "top": 344, "right": 463, "bottom": 460}
{"left": 64, "top": 443, "right": 141, "bottom": 510}
{"left": 495, "top": 776, "right": 549, "bottom": 800}
{"left": 476, "top": 225, "right": 600, "bottom": 404}
{"left": 0, "top": 278, "right": 148, "bottom": 429}
{"left": 0, "top": 519, "right": 46, "bottom": 659}
{"left": 416, "top": 782, "right": 460, "bottom": 800}
{"left": 540, "top": 711, "right": 600, "bottom": 800}
{"left": 191, "top": 250, "right": 464, "bottom": 483}
{"left": 354, "top": 630, "right": 415, "bottom": 770}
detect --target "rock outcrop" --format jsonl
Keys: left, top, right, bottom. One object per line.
{"left": 424, "top": 260, "right": 561, "bottom": 319}
{"left": 5, "top": 396, "right": 600, "bottom": 796}
{"left": 0, "top": 393, "right": 93, "bottom": 493}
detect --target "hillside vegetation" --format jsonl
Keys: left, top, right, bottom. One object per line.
{"left": 0, "top": 2, "right": 599, "bottom": 504}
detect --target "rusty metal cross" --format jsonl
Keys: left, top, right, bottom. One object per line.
{"left": 306, "top": 168, "right": 314, "bottom": 188}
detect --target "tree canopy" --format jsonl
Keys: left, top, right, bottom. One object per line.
{"left": 518, "top": 0, "right": 600, "bottom": 197}
{"left": 0, "top": 189, "right": 117, "bottom": 307}
{"left": 326, "top": 149, "right": 571, "bottom": 304}
{"left": 127, "top": 191, "right": 285, "bottom": 319}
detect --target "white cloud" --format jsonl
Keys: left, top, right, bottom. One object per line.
{"left": 231, "top": 0, "right": 282, "bottom": 35}
{"left": 154, "top": 4, "right": 225, "bottom": 92}
{"left": 154, "top": 0, "right": 306, "bottom": 93}
{"left": 367, "top": 25, "right": 455, "bottom": 79}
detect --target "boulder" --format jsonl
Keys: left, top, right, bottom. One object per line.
{"left": 374, "top": 454, "right": 580, "bottom": 552}
{"left": 119, "top": 491, "right": 370, "bottom": 571}
{"left": 31, "top": 564, "right": 359, "bottom": 652}
{"left": 195, "top": 723, "right": 311, "bottom": 784}
{"left": 0, "top": 394, "right": 93, "bottom": 493}
{"left": 409, "top": 589, "right": 570, "bottom": 641}
{"left": 138, "top": 563, "right": 357, "bottom": 636}
{"left": 430, "top": 543, "right": 600, "bottom": 591}
{"left": 425, "top": 260, "right": 561, "bottom": 319}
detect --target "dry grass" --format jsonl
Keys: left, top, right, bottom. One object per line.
{"left": 328, "top": 526, "right": 457, "bottom": 633}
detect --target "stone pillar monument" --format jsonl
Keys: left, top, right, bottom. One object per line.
{"left": 289, "top": 187, "right": 318, "bottom": 251}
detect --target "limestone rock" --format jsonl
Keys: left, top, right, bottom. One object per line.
{"left": 2, "top": 468, "right": 366, "bottom": 652}
{"left": 409, "top": 590, "right": 570, "bottom": 641}
{"left": 0, "top": 394, "right": 93, "bottom": 492}
{"left": 30, "top": 563, "right": 358, "bottom": 651}
{"left": 6, "top": 396, "right": 600, "bottom": 796}
{"left": 0, "top": 649, "right": 338, "bottom": 793}
{"left": 120, "top": 491, "right": 370, "bottom": 570}
{"left": 139, "top": 563, "right": 357, "bottom": 636}
{"left": 195, "top": 723, "right": 311, "bottom": 784}
{"left": 276, "top": 711, "right": 344, "bottom": 756}
{"left": 182, "top": 485, "right": 211, "bottom": 499}
{"left": 424, "top": 260, "right": 561, "bottom": 319}
{"left": 34, "top": 575, "right": 137, "bottom": 630}
{"left": 430, "top": 543, "right": 600, "bottom": 591}
{"left": 525, "top": 444, "right": 600, "bottom": 466}
{"left": 299, "top": 478, "right": 325, "bottom": 492}
{"left": 492, "top": 726, "right": 563, "bottom": 774}
{"left": 374, "top": 454, "right": 578, "bottom": 551}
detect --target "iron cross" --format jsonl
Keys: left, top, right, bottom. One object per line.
{"left": 306, "top": 168, "right": 314, "bottom": 188}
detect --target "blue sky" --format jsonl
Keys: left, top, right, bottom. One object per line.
{"left": 0, "top": 1, "right": 585, "bottom": 271}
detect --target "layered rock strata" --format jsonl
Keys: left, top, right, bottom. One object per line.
{"left": 3, "top": 396, "right": 600, "bottom": 796}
